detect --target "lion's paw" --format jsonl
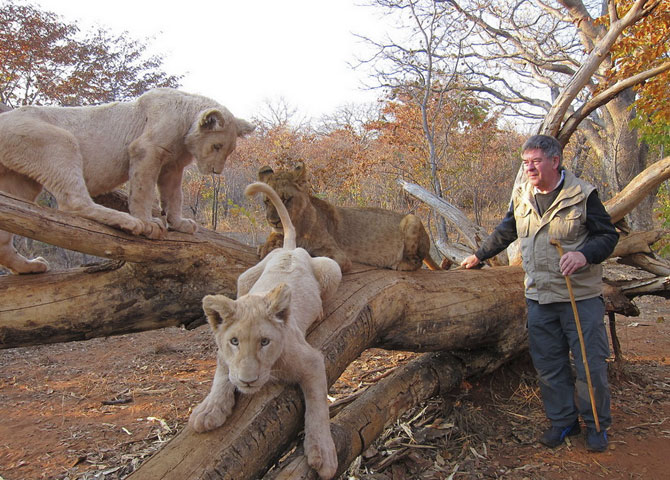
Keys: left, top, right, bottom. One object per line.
{"left": 118, "top": 216, "right": 146, "bottom": 237}
{"left": 304, "top": 431, "right": 337, "bottom": 480}
{"left": 188, "top": 397, "right": 233, "bottom": 433}
{"left": 169, "top": 217, "right": 198, "bottom": 234}
{"left": 17, "top": 256, "right": 49, "bottom": 274}
{"left": 142, "top": 218, "right": 167, "bottom": 239}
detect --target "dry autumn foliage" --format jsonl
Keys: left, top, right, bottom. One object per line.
{"left": 602, "top": 0, "right": 670, "bottom": 126}
{"left": 0, "top": 0, "right": 180, "bottom": 107}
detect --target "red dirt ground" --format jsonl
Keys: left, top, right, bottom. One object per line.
{"left": 0, "top": 293, "right": 668, "bottom": 480}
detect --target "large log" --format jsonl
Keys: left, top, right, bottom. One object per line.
{"left": 0, "top": 192, "right": 256, "bottom": 349}
{"left": 127, "top": 265, "right": 526, "bottom": 480}
{"left": 611, "top": 230, "right": 668, "bottom": 258}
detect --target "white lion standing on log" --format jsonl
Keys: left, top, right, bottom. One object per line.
{"left": 0, "top": 88, "right": 255, "bottom": 274}
{"left": 189, "top": 181, "right": 341, "bottom": 480}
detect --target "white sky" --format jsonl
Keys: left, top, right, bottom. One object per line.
{"left": 34, "top": 0, "right": 388, "bottom": 122}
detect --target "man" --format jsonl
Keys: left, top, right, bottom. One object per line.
{"left": 461, "top": 134, "right": 618, "bottom": 452}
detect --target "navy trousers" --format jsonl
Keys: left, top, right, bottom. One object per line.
{"left": 526, "top": 296, "right": 611, "bottom": 430}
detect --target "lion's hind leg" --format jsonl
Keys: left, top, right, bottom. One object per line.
{"left": 9, "top": 125, "right": 149, "bottom": 238}
{"left": 396, "top": 214, "right": 431, "bottom": 271}
{"left": 0, "top": 166, "right": 49, "bottom": 273}
{"left": 309, "top": 256, "right": 342, "bottom": 302}
{"left": 37, "top": 135, "right": 149, "bottom": 238}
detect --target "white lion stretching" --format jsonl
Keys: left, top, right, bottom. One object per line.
{"left": 189, "top": 182, "right": 342, "bottom": 480}
{"left": 0, "top": 88, "right": 254, "bottom": 274}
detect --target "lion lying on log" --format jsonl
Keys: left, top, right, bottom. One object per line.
{"left": 190, "top": 181, "right": 341, "bottom": 479}
{"left": 0, "top": 88, "right": 254, "bottom": 274}
{"left": 256, "top": 162, "right": 441, "bottom": 273}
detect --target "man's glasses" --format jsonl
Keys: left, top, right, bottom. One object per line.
{"left": 522, "top": 158, "right": 546, "bottom": 168}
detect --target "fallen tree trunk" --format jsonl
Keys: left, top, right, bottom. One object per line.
{"left": 0, "top": 192, "right": 256, "bottom": 349}
{"left": 3, "top": 191, "right": 664, "bottom": 350}
{"left": 127, "top": 265, "right": 528, "bottom": 480}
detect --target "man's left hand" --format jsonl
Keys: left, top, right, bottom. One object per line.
{"left": 559, "top": 251, "right": 588, "bottom": 276}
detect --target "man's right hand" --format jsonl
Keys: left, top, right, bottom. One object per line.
{"left": 461, "top": 254, "right": 481, "bottom": 269}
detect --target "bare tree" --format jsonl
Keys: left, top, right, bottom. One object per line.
{"left": 254, "top": 96, "right": 310, "bottom": 131}
{"left": 355, "top": 0, "right": 477, "bottom": 243}
{"left": 446, "top": 0, "right": 670, "bottom": 229}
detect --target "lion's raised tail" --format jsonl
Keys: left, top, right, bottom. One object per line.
{"left": 245, "top": 182, "right": 297, "bottom": 250}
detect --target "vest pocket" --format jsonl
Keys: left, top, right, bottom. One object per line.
{"left": 549, "top": 208, "right": 583, "bottom": 242}
{"left": 515, "top": 207, "right": 532, "bottom": 238}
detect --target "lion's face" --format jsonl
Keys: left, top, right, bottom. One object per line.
{"left": 202, "top": 284, "right": 290, "bottom": 394}
{"left": 258, "top": 163, "right": 310, "bottom": 232}
{"left": 186, "top": 109, "right": 255, "bottom": 175}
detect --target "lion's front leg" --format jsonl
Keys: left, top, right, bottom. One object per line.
{"left": 294, "top": 343, "right": 338, "bottom": 480}
{"left": 189, "top": 355, "right": 236, "bottom": 433}
{"left": 157, "top": 161, "right": 198, "bottom": 234}
{"left": 127, "top": 141, "right": 169, "bottom": 239}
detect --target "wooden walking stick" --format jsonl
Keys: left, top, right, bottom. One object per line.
{"left": 550, "top": 239, "right": 601, "bottom": 432}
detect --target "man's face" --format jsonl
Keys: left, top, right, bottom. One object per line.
{"left": 522, "top": 148, "right": 560, "bottom": 192}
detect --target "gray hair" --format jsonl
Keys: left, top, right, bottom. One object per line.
{"left": 522, "top": 134, "right": 562, "bottom": 165}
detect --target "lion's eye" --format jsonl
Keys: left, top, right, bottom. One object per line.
{"left": 213, "top": 143, "right": 222, "bottom": 152}
{"left": 230, "top": 337, "right": 239, "bottom": 346}
{"left": 260, "top": 338, "right": 270, "bottom": 347}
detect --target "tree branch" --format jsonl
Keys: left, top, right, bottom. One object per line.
{"left": 558, "top": 62, "right": 670, "bottom": 145}
{"left": 543, "top": 0, "right": 659, "bottom": 135}
{"left": 0, "top": 191, "right": 252, "bottom": 264}
{"left": 604, "top": 156, "right": 670, "bottom": 223}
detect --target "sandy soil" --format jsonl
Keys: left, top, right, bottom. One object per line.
{"left": 0, "top": 291, "right": 668, "bottom": 480}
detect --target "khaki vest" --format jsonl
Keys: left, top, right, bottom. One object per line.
{"left": 512, "top": 170, "right": 603, "bottom": 304}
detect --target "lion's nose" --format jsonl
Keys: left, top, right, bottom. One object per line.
{"left": 239, "top": 374, "right": 259, "bottom": 385}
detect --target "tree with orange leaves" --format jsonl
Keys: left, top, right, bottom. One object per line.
{"left": 604, "top": 0, "right": 670, "bottom": 125}
{"left": 605, "top": 0, "right": 670, "bottom": 146}
{"left": 0, "top": 0, "right": 181, "bottom": 107}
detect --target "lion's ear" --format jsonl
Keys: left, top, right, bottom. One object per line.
{"left": 266, "top": 283, "right": 291, "bottom": 324}
{"left": 198, "top": 109, "right": 225, "bottom": 131}
{"left": 235, "top": 118, "right": 255, "bottom": 137}
{"left": 294, "top": 161, "right": 307, "bottom": 188}
{"left": 258, "top": 165, "right": 274, "bottom": 182}
{"left": 202, "top": 294, "right": 235, "bottom": 331}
